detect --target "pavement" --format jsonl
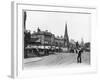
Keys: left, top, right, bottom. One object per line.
{"left": 24, "top": 52, "right": 90, "bottom": 68}
{"left": 24, "top": 57, "right": 43, "bottom": 63}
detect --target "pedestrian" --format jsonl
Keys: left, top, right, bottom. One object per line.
{"left": 77, "top": 48, "right": 83, "bottom": 63}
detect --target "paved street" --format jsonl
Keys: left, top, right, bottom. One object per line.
{"left": 24, "top": 52, "right": 90, "bottom": 68}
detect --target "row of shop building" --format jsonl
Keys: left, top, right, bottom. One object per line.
{"left": 24, "top": 24, "right": 70, "bottom": 58}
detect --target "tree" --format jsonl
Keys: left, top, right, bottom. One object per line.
{"left": 84, "top": 42, "right": 90, "bottom": 48}
{"left": 24, "top": 30, "right": 31, "bottom": 58}
{"left": 24, "top": 30, "right": 31, "bottom": 47}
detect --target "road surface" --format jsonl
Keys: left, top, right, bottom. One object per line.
{"left": 24, "top": 52, "right": 90, "bottom": 68}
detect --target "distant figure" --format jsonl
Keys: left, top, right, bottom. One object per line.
{"left": 76, "top": 48, "right": 83, "bottom": 63}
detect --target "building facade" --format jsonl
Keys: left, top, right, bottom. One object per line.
{"left": 31, "top": 28, "right": 55, "bottom": 46}
{"left": 30, "top": 23, "right": 69, "bottom": 48}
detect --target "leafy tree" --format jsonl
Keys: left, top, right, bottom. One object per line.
{"left": 84, "top": 42, "right": 90, "bottom": 48}
{"left": 24, "top": 30, "right": 31, "bottom": 58}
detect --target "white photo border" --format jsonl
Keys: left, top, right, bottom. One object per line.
{"left": 11, "top": 1, "right": 97, "bottom": 78}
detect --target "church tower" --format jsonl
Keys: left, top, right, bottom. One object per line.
{"left": 64, "top": 23, "right": 69, "bottom": 48}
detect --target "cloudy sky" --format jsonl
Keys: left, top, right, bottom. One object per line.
{"left": 25, "top": 10, "right": 91, "bottom": 43}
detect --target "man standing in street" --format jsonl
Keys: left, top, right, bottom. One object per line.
{"left": 77, "top": 48, "right": 83, "bottom": 63}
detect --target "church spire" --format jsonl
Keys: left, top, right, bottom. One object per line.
{"left": 64, "top": 23, "right": 69, "bottom": 48}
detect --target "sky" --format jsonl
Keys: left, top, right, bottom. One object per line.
{"left": 25, "top": 10, "right": 91, "bottom": 43}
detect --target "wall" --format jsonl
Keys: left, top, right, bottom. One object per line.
{"left": 0, "top": 0, "right": 100, "bottom": 80}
